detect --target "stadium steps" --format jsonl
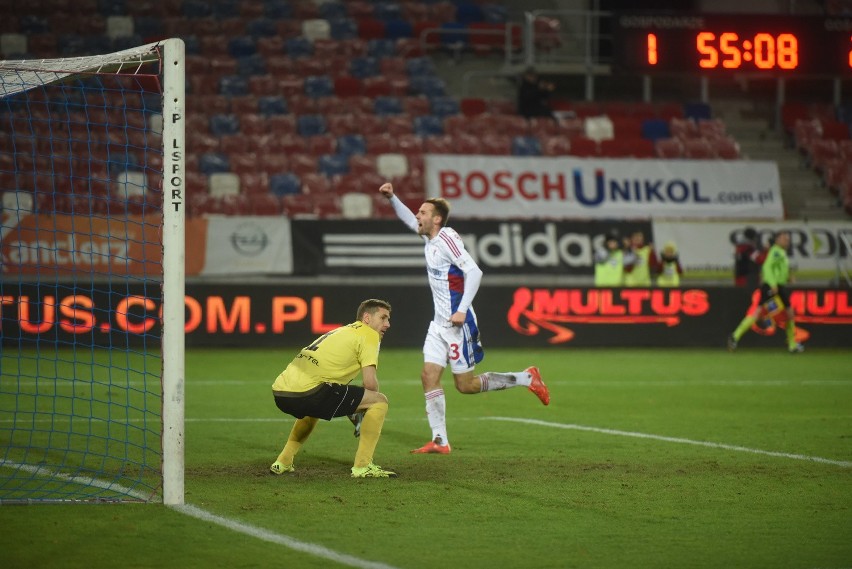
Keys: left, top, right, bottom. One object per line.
{"left": 715, "top": 99, "right": 847, "bottom": 221}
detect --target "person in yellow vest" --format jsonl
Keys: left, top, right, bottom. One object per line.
{"left": 623, "top": 230, "right": 657, "bottom": 287}
{"left": 655, "top": 241, "right": 683, "bottom": 287}
{"left": 594, "top": 229, "right": 624, "bottom": 287}
{"left": 728, "top": 231, "right": 804, "bottom": 353}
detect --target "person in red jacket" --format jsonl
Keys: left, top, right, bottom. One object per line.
{"left": 733, "top": 227, "right": 765, "bottom": 288}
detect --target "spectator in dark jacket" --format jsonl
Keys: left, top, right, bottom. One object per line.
{"left": 517, "top": 67, "right": 556, "bottom": 120}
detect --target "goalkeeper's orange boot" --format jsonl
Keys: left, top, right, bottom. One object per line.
{"left": 526, "top": 366, "right": 550, "bottom": 406}
{"left": 411, "top": 436, "right": 451, "bottom": 454}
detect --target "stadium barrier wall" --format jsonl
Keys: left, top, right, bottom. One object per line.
{"left": 2, "top": 283, "right": 849, "bottom": 349}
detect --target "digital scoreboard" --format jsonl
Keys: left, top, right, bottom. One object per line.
{"left": 613, "top": 13, "right": 852, "bottom": 75}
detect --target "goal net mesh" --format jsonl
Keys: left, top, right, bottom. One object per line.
{"left": 0, "top": 43, "right": 169, "bottom": 502}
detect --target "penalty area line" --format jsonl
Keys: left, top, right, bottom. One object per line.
{"left": 485, "top": 417, "right": 852, "bottom": 469}
{"left": 172, "top": 504, "right": 402, "bottom": 569}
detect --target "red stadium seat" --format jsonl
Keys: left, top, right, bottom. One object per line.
{"left": 287, "top": 95, "right": 318, "bottom": 115}
{"left": 326, "top": 114, "right": 358, "bottom": 136}
{"left": 366, "top": 134, "right": 397, "bottom": 154}
{"left": 469, "top": 23, "right": 509, "bottom": 55}
{"left": 454, "top": 133, "right": 481, "bottom": 154}
{"left": 682, "top": 138, "right": 715, "bottom": 159}
{"left": 266, "top": 56, "right": 296, "bottom": 76}
{"left": 230, "top": 96, "right": 258, "bottom": 115}
{"left": 442, "top": 115, "right": 468, "bottom": 136}
{"left": 266, "top": 115, "right": 298, "bottom": 136}
{"left": 301, "top": 173, "right": 333, "bottom": 194}
{"left": 822, "top": 120, "right": 851, "bottom": 141}
{"left": 357, "top": 115, "right": 386, "bottom": 136}
{"left": 460, "top": 97, "right": 487, "bottom": 116}
{"left": 396, "top": 134, "right": 425, "bottom": 155}
{"left": 334, "top": 76, "right": 363, "bottom": 98}
{"left": 358, "top": 19, "right": 387, "bottom": 40}
{"left": 240, "top": 114, "right": 267, "bottom": 135}
{"left": 314, "top": 193, "right": 342, "bottom": 218}
{"left": 348, "top": 155, "right": 378, "bottom": 176}
{"left": 481, "top": 135, "right": 512, "bottom": 155}
{"left": 249, "top": 75, "right": 279, "bottom": 97}
{"left": 278, "top": 75, "right": 305, "bottom": 97}
{"left": 424, "top": 134, "right": 454, "bottom": 153}
{"left": 808, "top": 139, "right": 840, "bottom": 172}
{"left": 385, "top": 115, "right": 415, "bottom": 136}
{"left": 230, "top": 152, "right": 260, "bottom": 175}
{"left": 541, "top": 135, "right": 571, "bottom": 156}
{"left": 656, "top": 102, "right": 685, "bottom": 120}
{"left": 240, "top": 173, "right": 270, "bottom": 195}
{"left": 600, "top": 138, "right": 653, "bottom": 158}
{"left": 568, "top": 136, "right": 599, "bottom": 157}
{"left": 221, "top": 194, "right": 251, "bottom": 216}
{"left": 697, "top": 118, "right": 726, "bottom": 139}
{"left": 257, "top": 37, "right": 285, "bottom": 57}
{"left": 331, "top": 173, "right": 364, "bottom": 194}
{"left": 257, "top": 153, "right": 290, "bottom": 175}
{"left": 655, "top": 138, "right": 685, "bottom": 158}
{"left": 282, "top": 194, "right": 316, "bottom": 218}
{"left": 306, "top": 134, "right": 337, "bottom": 156}
{"left": 670, "top": 117, "right": 700, "bottom": 140}
{"left": 363, "top": 76, "right": 393, "bottom": 97}
{"left": 611, "top": 116, "right": 644, "bottom": 139}
{"left": 289, "top": 154, "right": 319, "bottom": 176}
{"left": 404, "top": 97, "right": 432, "bottom": 116}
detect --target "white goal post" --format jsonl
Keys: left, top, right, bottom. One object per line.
{"left": 0, "top": 39, "right": 185, "bottom": 504}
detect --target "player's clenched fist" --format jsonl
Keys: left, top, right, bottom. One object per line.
{"left": 379, "top": 183, "right": 394, "bottom": 198}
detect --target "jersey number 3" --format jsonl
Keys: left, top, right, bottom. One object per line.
{"left": 449, "top": 343, "right": 460, "bottom": 360}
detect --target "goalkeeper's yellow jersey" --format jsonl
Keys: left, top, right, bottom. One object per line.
{"left": 272, "top": 321, "right": 380, "bottom": 393}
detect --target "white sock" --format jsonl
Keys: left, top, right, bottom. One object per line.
{"left": 424, "top": 388, "right": 448, "bottom": 445}
{"left": 479, "top": 370, "right": 532, "bottom": 392}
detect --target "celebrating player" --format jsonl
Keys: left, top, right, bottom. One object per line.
{"left": 270, "top": 299, "right": 397, "bottom": 478}
{"left": 378, "top": 182, "right": 550, "bottom": 454}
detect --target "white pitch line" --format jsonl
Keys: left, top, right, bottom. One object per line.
{"left": 172, "top": 504, "right": 402, "bottom": 569}
{"left": 1, "top": 460, "right": 402, "bottom": 569}
{"left": 0, "top": 460, "right": 152, "bottom": 500}
{"left": 485, "top": 417, "right": 852, "bottom": 468}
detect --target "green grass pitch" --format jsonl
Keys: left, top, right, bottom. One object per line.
{"left": 2, "top": 347, "right": 851, "bottom": 569}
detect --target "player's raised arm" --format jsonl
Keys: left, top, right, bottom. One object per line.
{"left": 379, "top": 182, "right": 418, "bottom": 233}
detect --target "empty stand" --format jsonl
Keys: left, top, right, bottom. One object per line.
{"left": 1, "top": 5, "right": 762, "bottom": 220}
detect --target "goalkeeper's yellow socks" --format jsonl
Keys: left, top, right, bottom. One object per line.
{"left": 732, "top": 315, "right": 757, "bottom": 341}
{"left": 353, "top": 402, "right": 388, "bottom": 469}
{"left": 276, "top": 416, "right": 318, "bottom": 466}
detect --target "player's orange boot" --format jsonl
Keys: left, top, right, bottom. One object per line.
{"left": 411, "top": 436, "right": 451, "bottom": 454}
{"left": 526, "top": 366, "right": 550, "bottom": 405}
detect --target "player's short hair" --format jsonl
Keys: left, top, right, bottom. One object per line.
{"left": 425, "top": 197, "right": 450, "bottom": 226}
{"left": 356, "top": 299, "right": 392, "bottom": 321}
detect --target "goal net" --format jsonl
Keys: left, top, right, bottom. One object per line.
{"left": 0, "top": 40, "right": 185, "bottom": 504}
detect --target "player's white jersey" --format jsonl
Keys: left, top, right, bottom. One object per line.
{"left": 420, "top": 227, "right": 479, "bottom": 326}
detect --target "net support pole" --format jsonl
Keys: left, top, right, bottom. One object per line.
{"left": 161, "top": 38, "right": 186, "bottom": 506}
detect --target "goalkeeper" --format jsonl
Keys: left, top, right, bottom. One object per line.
{"left": 270, "top": 299, "right": 397, "bottom": 478}
{"left": 727, "top": 231, "right": 804, "bottom": 353}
